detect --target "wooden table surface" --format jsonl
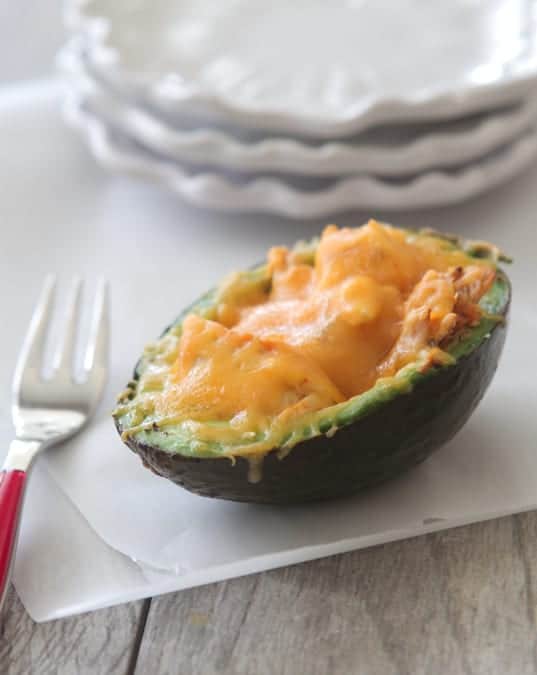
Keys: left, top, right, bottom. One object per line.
{"left": 2, "top": 511, "right": 537, "bottom": 675}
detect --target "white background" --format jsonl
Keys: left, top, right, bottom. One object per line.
{"left": 0, "top": 3, "right": 64, "bottom": 84}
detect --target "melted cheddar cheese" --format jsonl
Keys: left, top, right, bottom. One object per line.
{"left": 120, "top": 221, "right": 496, "bottom": 453}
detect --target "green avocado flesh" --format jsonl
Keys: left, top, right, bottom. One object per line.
{"left": 113, "top": 231, "right": 510, "bottom": 504}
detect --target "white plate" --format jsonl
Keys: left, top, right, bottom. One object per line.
{"left": 5, "top": 80, "right": 537, "bottom": 623}
{"left": 66, "top": 0, "right": 537, "bottom": 137}
{"left": 59, "top": 42, "right": 537, "bottom": 179}
{"left": 65, "top": 93, "right": 537, "bottom": 217}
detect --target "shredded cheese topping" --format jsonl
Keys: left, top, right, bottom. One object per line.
{"left": 117, "top": 220, "right": 496, "bottom": 452}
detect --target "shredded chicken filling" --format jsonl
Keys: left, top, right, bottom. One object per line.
{"left": 126, "top": 221, "right": 496, "bottom": 441}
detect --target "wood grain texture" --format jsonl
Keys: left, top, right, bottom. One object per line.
{"left": 135, "top": 512, "right": 537, "bottom": 675}
{"left": 0, "top": 587, "right": 144, "bottom": 675}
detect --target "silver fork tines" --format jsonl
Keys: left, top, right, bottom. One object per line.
{"left": 11, "top": 276, "right": 109, "bottom": 447}
{"left": 54, "top": 276, "right": 83, "bottom": 374}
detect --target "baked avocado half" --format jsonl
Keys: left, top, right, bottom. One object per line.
{"left": 113, "top": 220, "right": 510, "bottom": 504}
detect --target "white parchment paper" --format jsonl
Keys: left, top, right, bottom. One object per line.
{"left": 41, "top": 305, "right": 537, "bottom": 572}
{"left": 1, "top": 82, "right": 537, "bottom": 621}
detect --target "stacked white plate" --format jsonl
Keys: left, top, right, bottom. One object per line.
{"left": 61, "top": 0, "right": 537, "bottom": 217}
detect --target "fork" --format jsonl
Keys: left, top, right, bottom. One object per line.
{"left": 0, "top": 276, "right": 108, "bottom": 611}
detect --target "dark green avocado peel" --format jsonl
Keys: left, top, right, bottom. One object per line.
{"left": 113, "top": 226, "right": 510, "bottom": 504}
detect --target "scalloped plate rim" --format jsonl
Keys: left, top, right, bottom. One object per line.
{"left": 65, "top": 0, "right": 537, "bottom": 137}
{"left": 63, "top": 93, "right": 537, "bottom": 218}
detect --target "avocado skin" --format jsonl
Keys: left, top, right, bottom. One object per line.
{"left": 118, "top": 287, "right": 509, "bottom": 504}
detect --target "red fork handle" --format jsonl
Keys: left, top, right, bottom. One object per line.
{"left": 0, "top": 469, "right": 26, "bottom": 608}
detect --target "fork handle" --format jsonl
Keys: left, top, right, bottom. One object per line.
{"left": 0, "top": 469, "right": 27, "bottom": 610}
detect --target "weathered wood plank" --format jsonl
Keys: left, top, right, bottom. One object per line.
{"left": 135, "top": 512, "right": 537, "bottom": 675}
{"left": 0, "top": 587, "right": 145, "bottom": 675}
